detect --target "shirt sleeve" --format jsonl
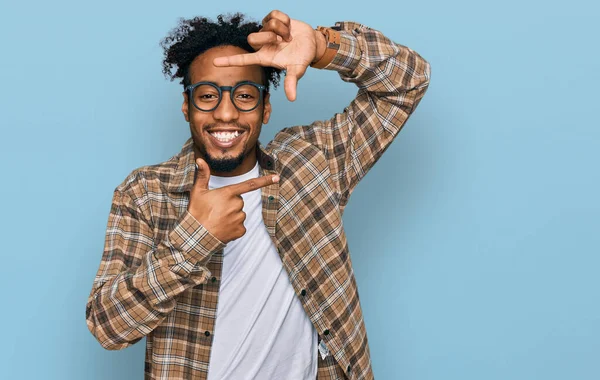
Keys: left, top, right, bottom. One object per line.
{"left": 85, "top": 186, "right": 225, "bottom": 350}
{"left": 281, "top": 21, "right": 431, "bottom": 207}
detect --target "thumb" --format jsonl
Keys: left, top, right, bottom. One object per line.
{"left": 283, "top": 65, "right": 307, "bottom": 102}
{"left": 283, "top": 69, "right": 299, "bottom": 102}
{"left": 194, "top": 158, "right": 211, "bottom": 190}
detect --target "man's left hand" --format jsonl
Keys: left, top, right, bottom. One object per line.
{"left": 213, "top": 10, "right": 325, "bottom": 102}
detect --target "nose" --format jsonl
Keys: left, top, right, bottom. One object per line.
{"left": 212, "top": 91, "right": 239, "bottom": 122}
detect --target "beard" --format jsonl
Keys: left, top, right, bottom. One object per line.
{"left": 203, "top": 148, "right": 247, "bottom": 173}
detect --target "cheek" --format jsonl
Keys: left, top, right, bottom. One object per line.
{"left": 245, "top": 115, "right": 263, "bottom": 137}
{"left": 189, "top": 112, "right": 210, "bottom": 131}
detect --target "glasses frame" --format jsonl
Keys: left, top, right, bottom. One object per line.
{"left": 185, "top": 81, "right": 267, "bottom": 113}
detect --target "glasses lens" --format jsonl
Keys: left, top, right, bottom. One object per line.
{"left": 192, "top": 84, "right": 220, "bottom": 111}
{"left": 232, "top": 84, "right": 261, "bottom": 111}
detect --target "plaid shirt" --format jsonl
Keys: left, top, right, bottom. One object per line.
{"left": 86, "top": 21, "right": 430, "bottom": 380}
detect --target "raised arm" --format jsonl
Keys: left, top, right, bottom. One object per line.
{"left": 281, "top": 21, "right": 431, "bottom": 205}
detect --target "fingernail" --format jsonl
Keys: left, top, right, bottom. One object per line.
{"left": 272, "top": 175, "right": 280, "bottom": 183}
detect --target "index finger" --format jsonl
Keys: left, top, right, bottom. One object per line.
{"left": 213, "top": 52, "right": 262, "bottom": 67}
{"left": 225, "top": 174, "right": 280, "bottom": 195}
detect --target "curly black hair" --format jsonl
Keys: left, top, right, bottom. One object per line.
{"left": 161, "top": 13, "right": 282, "bottom": 92}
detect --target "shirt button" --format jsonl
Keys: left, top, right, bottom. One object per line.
{"left": 268, "top": 195, "right": 275, "bottom": 202}
{"left": 211, "top": 277, "right": 217, "bottom": 283}
{"left": 204, "top": 331, "right": 211, "bottom": 337}
{"left": 347, "top": 365, "right": 352, "bottom": 372}
{"left": 300, "top": 289, "right": 307, "bottom": 296}
{"left": 323, "top": 329, "right": 330, "bottom": 336}
{"left": 266, "top": 160, "right": 273, "bottom": 168}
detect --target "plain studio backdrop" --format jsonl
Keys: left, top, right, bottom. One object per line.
{"left": 0, "top": 0, "right": 598, "bottom": 379}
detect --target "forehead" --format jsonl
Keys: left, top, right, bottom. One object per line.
{"left": 188, "top": 45, "right": 264, "bottom": 85}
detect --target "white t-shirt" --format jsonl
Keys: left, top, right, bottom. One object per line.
{"left": 206, "top": 161, "right": 318, "bottom": 380}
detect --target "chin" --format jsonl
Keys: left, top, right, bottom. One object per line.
{"left": 204, "top": 152, "right": 245, "bottom": 173}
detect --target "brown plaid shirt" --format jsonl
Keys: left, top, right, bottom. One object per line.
{"left": 86, "top": 21, "right": 430, "bottom": 380}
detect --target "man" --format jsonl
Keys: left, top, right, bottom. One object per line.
{"left": 86, "top": 9, "right": 430, "bottom": 380}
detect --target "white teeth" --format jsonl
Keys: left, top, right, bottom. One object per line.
{"left": 210, "top": 131, "right": 241, "bottom": 142}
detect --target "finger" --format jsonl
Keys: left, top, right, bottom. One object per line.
{"left": 284, "top": 73, "right": 297, "bottom": 102}
{"left": 261, "top": 18, "right": 291, "bottom": 42}
{"left": 194, "top": 158, "right": 210, "bottom": 190}
{"left": 234, "top": 194, "right": 244, "bottom": 208}
{"left": 262, "top": 10, "right": 291, "bottom": 27}
{"left": 284, "top": 65, "right": 307, "bottom": 102}
{"left": 247, "top": 31, "right": 279, "bottom": 50}
{"left": 213, "top": 52, "right": 262, "bottom": 67}
{"left": 226, "top": 174, "right": 280, "bottom": 195}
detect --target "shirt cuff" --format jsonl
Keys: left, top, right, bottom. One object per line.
{"left": 320, "top": 29, "right": 361, "bottom": 75}
{"left": 157, "top": 210, "right": 225, "bottom": 267}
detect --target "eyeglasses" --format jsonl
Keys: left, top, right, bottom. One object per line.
{"left": 185, "top": 81, "right": 266, "bottom": 112}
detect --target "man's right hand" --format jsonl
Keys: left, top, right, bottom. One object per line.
{"left": 187, "top": 158, "right": 279, "bottom": 244}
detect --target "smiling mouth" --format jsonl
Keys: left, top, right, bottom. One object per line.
{"left": 207, "top": 130, "right": 246, "bottom": 148}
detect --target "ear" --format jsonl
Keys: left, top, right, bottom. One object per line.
{"left": 262, "top": 93, "right": 272, "bottom": 125}
{"left": 182, "top": 92, "right": 190, "bottom": 122}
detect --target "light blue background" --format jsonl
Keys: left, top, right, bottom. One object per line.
{"left": 0, "top": 0, "right": 598, "bottom": 379}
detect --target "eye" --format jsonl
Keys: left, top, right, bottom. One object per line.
{"left": 193, "top": 84, "right": 220, "bottom": 102}
{"left": 233, "top": 84, "right": 260, "bottom": 103}
{"left": 236, "top": 93, "right": 255, "bottom": 100}
{"left": 196, "top": 93, "right": 219, "bottom": 103}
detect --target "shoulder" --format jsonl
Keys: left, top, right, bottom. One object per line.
{"left": 114, "top": 153, "right": 182, "bottom": 201}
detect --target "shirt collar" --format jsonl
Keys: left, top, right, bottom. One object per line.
{"left": 167, "top": 137, "right": 277, "bottom": 193}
